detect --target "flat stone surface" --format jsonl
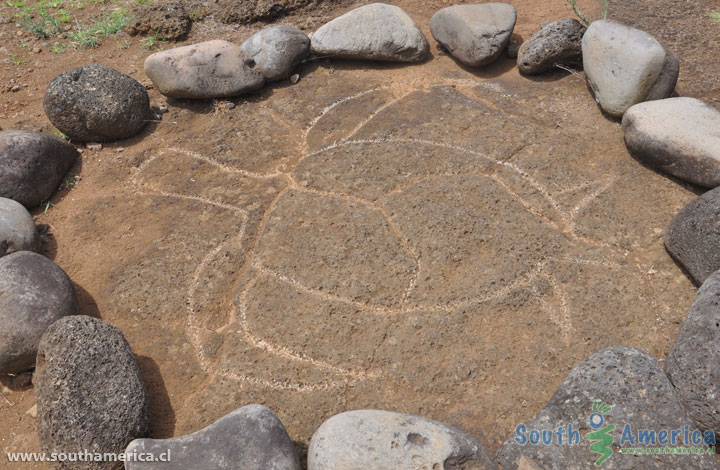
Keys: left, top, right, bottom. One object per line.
{"left": 0, "top": 252, "right": 76, "bottom": 375}
{"left": 665, "top": 187, "right": 720, "bottom": 285}
{"left": 240, "top": 25, "right": 310, "bottom": 81}
{"left": 430, "top": 3, "right": 517, "bottom": 67}
{"left": 125, "top": 404, "right": 300, "bottom": 470}
{"left": 308, "top": 410, "right": 496, "bottom": 470}
{"left": 36, "top": 315, "right": 148, "bottom": 470}
{"left": 667, "top": 269, "right": 720, "bottom": 433}
{"left": 44, "top": 64, "right": 150, "bottom": 142}
{"left": 14, "top": 41, "right": 703, "bottom": 457}
{"left": 495, "top": 346, "right": 716, "bottom": 469}
{"left": 311, "top": 3, "right": 429, "bottom": 62}
{"left": 144, "top": 40, "right": 265, "bottom": 99}
{"left": 623, "top": 97, "right": 720, "bottom": 188}
{"left": 0, "top": 130, "right": 78, "bottom": 208}
{"left": 0, "top": 197, "right": 39, "bottom": 256}
{"left": 582, "top": 20, "right": 676, "bottom": 117}
{"left": 517, "top": 18, "right": 585, "bottom": 74}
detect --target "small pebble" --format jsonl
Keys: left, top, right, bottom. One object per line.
{"left": 290, "top": 74, "right": 300, "bottom": 84}
{"left": 86, "top": 143, "right": 102, "bottom": 151}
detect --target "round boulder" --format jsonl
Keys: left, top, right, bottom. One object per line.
{"left": 35, "top": 315, "right": 149, "bottom": 470}
{"left": 240, "top": 25, "right": 310, "bottom": 82}
{"left": 0, "top": 197, "right": 40, "bottom": 256}
{"left": 0, "top": 130, "right": 78, "bottom": 208}
{"left": 0, "top": 251, "right": 77, "bottom": 375}
{"left": 43, "top": 64, "right": 150, "bottom": 142}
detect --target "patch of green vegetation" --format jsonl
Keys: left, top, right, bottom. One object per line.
{"left": 41, "top": 201, "right": 54, "bottom": 214}
{"left": 567, "top": 0, "right": 608, "bottom": 26}
{"left": 133, "top": 0, "right": 154, "bottom": 4}
{"left": 8, "top": 53, "right": 24, "bottom": 65}
{"left": 70, "top": 8, "right": 130, "bottom": 48}
{"left": 708, "top": 11, "right": 720, "bottom": 22}
{"left": 51, "top": 42, "right": 66, "bottom": 53}
{"left": 140, "top": 29, "right": 167, "bottom": 49}
{"left": 7, "top": 0, "right": 69, "bottom": 38}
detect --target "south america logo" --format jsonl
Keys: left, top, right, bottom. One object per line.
{"left": 587, "top": 400, "right": 615, "bottom": 466}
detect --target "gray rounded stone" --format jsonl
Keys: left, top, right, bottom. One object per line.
{"left": 430, "top": 3, "right": 517, "bottom": 67}
{"left": 517, "top": 18, "right": 586, "bottom": 75}
{"left": 310, "top": 3, "right": 430, "bottom": 63}
{"left": 125, "top": 404, "right": 300, "bottom": 470}
{"left": 582, "top": 20, "right": 678, "bottom": 117}
{"left": 43, "top": 64, "right": 150, "bottom": 142}
{"left": 623, "top": 97, "right": 720, "bottom": 188}
{"left": 240, "top": 25, "right": 310, "bottom": 82}
{"left": 144, "top": 39, "right": 265, "bottom": 99}
{"left": 308, "top": 409, "right": 497, "bottom": 470}
{"left": 0, "top": 251, "right": 76, "bottom": 375}
{"left": 665, "top": 187, "right": 720, "bottom": 285}
{"left": 667, "top": 269, "right": 720, "bottom": 433}
{"left": 36, "top": 315, "right": 149, "bottom": 470}
{"left": 0, "top": 130, "right": 78, "bottom": 208}
{"left": 0, "top": 197, "right": 40, "bottom": 256}
{"left": 495, "top": 346, "right": 716, "bottom": 470}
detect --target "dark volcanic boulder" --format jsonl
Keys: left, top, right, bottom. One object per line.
{"left": 665, "top": 187, "right": 720, "bottom": 285}
{"left": 36, "top": 315, "right": 149, "bottom": 470}
{"left": 495, "top": 346, "right": 715, "bottom": 469}
{"left": 0, "top": 130, "right": 78, "bottom": 208}
{"left": 517, "top": 18, "right": 586, "bottom": 74}
{"left": 0, "top": 251, "right": 76, "bottom": 375}
{"left": 43, "top": 64, "right": 150, "bottom": 142}
{"left": 125, "top": 405, "right": 301, "bottom": 470}
{"left": 667, "top": 269, "right": 720, "bottom": 433}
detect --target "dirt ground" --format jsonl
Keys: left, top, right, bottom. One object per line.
{"left": 1, "top": 0, "right": 720, "bottom": 468}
